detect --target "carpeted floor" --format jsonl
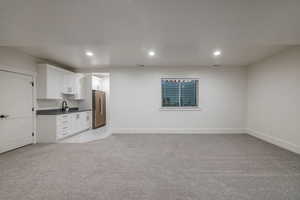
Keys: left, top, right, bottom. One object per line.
{"left": 0, "top": 134, "right": 300, "bottom": 200}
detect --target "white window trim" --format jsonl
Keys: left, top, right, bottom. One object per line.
{"left": 160, "top": 107, "right": 201, "bottom": 111}
{"left": 160, "top": 76, "right": 201, "bottom": 111}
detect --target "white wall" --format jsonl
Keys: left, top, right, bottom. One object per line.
{"left": 110, "top": 66, "right": 247, "bottom": 134}
{"left": 0, "top": 47, "right": 37, "bottom": 74}
{"left": 247, "top": 46, "right": 300, "bottom": 154}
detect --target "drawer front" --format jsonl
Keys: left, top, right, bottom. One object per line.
{"left": 57, "top": 121, "right": 71, "bottom": 131}
{"left": 57, "top": 114, "right": 70, "bottom": 126}
{"left": 57, "top": 126, "right": 71, "bottom": 139}
{"left": 58, "top": 119, "right": 69, "bottom": 127}
{"left": 56, "top": 114, "right": 72, "bottom": 139}
{"left": 57, "top": 114, "right": 69, "bottom": 120}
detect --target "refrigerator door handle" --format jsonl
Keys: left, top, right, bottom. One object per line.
{"left": 99, "top": 97, "right": 102, "bottom": 114}
{"left": 100, "top": 96, "right": 104, "bottom": 115}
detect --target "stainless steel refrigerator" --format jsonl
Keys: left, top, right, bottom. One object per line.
{"left": 92, "top": 90, "right": 106, "bottom": 129}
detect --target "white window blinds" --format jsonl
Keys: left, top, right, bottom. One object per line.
{"left": 161, "top": 79, "right": 198, "bottom": 107}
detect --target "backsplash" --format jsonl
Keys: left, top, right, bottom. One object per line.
{"left": 37, "top": 99, "right": 79, "bottom": 110}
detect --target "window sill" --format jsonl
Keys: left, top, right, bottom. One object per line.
{"left": 160, "top": 107, "right": 201, "bottom": 111}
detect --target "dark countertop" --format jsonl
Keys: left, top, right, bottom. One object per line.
{"left": 37, "top": 108, "right": 92, "bottom": 115}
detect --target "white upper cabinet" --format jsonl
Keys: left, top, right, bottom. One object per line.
{"left": 62, "top": 71, "right": 76, "bottom": 95}
{"left": 37, "top": 64, "right": 85, "bottom": 100}
{"left": 37, "top": 64, "right": 64, "bottom": 99}
{"left": 92, "top": 76, "right": 103, "bottom": 91}
{"left": 73, "top": 73, "right": 86, "bottom": 100}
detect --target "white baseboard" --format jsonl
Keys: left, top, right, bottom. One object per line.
{"left": 247, "top": 128, "right": 300, "bottom": 154}
{"left": 111, "top": 128, "right": 246, "bottom": 134}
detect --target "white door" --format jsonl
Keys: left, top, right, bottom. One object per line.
{"left": 0, "top": 71, "right": 34, "bottom": 153}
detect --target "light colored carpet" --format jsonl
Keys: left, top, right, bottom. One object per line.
{"left": 0, "top": 134, "right": 300, "bottom": 200}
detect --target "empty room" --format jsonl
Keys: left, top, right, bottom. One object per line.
{"left": 0, "top": 0, "right": 300, "bottom": 199}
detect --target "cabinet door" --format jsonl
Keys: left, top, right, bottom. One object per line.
{"left": 68, "top": 113, "right": 75, "bottom": 135}
{"left": 74, "top": 74, "right": 85, "bottom": 99}
{"left": 72, "top": 113, "right": 80, "bottom": 133}
{"left": 85, "top": 112, "right": 90, "bottom": 129}
{"left": 76, "top": 112, "right": 89, "bottom": 132}
{"left": 78, "top": 112, "right": 89, "bottom": 131}
{"left": 92, "top": 76, "right": 103, "bottom": 90}
{"left": 47, "top": 66, "right": 64, "bottom": 99}
{"left": 63, "top": 73, "right": 76, "bottom": 94}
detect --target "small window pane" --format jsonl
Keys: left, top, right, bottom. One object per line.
{"left": 180, "top": 80, "right": 198, "bottom": 107}
{"left": 162, "top": 80, "right": 180, "bottom": 107}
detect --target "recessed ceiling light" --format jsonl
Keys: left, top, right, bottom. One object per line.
{"left": 148, "top": 50, "right": 156, "bottom": 57}
{"left": 213, "top": 50, "right": 222, "bottom": 57}
{"left": 85, "top": 51, "right": 94, "bottom": 57}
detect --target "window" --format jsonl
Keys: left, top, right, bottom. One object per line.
{"left": 161, "top": 78, "right": 199, "bottom": 108}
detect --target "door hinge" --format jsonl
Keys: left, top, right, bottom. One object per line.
{"left": 32, "top": 132, "right": 35, "bottom": 137}
{"left": 31, "top": 81, "right": 34, "bottom": 87}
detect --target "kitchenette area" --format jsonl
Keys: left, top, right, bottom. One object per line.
{"left": 36, "top": 63, "right": 110, "bottom": 143}
{"left": 37, "top": 108, "right": 91, "bottom": 143}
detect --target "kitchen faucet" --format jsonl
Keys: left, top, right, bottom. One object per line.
{"left": 62, "top": 100, "right": 69, "bottom": 112}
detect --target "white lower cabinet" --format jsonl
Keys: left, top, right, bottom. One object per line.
{"left": 37, "top": 111, "right": 91, "bottom": 143}
{"left": 70, "top": 112, "right": 90, "bottom": 134}
{"left": 72, "top": 113, "right": 81, "bottom": 134}
{"left": 56, "top": 114, "right": 72, "bottom": 140}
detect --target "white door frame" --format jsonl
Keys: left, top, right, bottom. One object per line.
{"left": 0, "top": 65, "right": 37, "bottom": 144}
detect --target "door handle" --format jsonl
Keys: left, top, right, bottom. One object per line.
{"left": 0, "top": 115, "right": 9, "bottom": 119}
{"left": 99, "top": 98, "right": 102, "bottom": 114}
